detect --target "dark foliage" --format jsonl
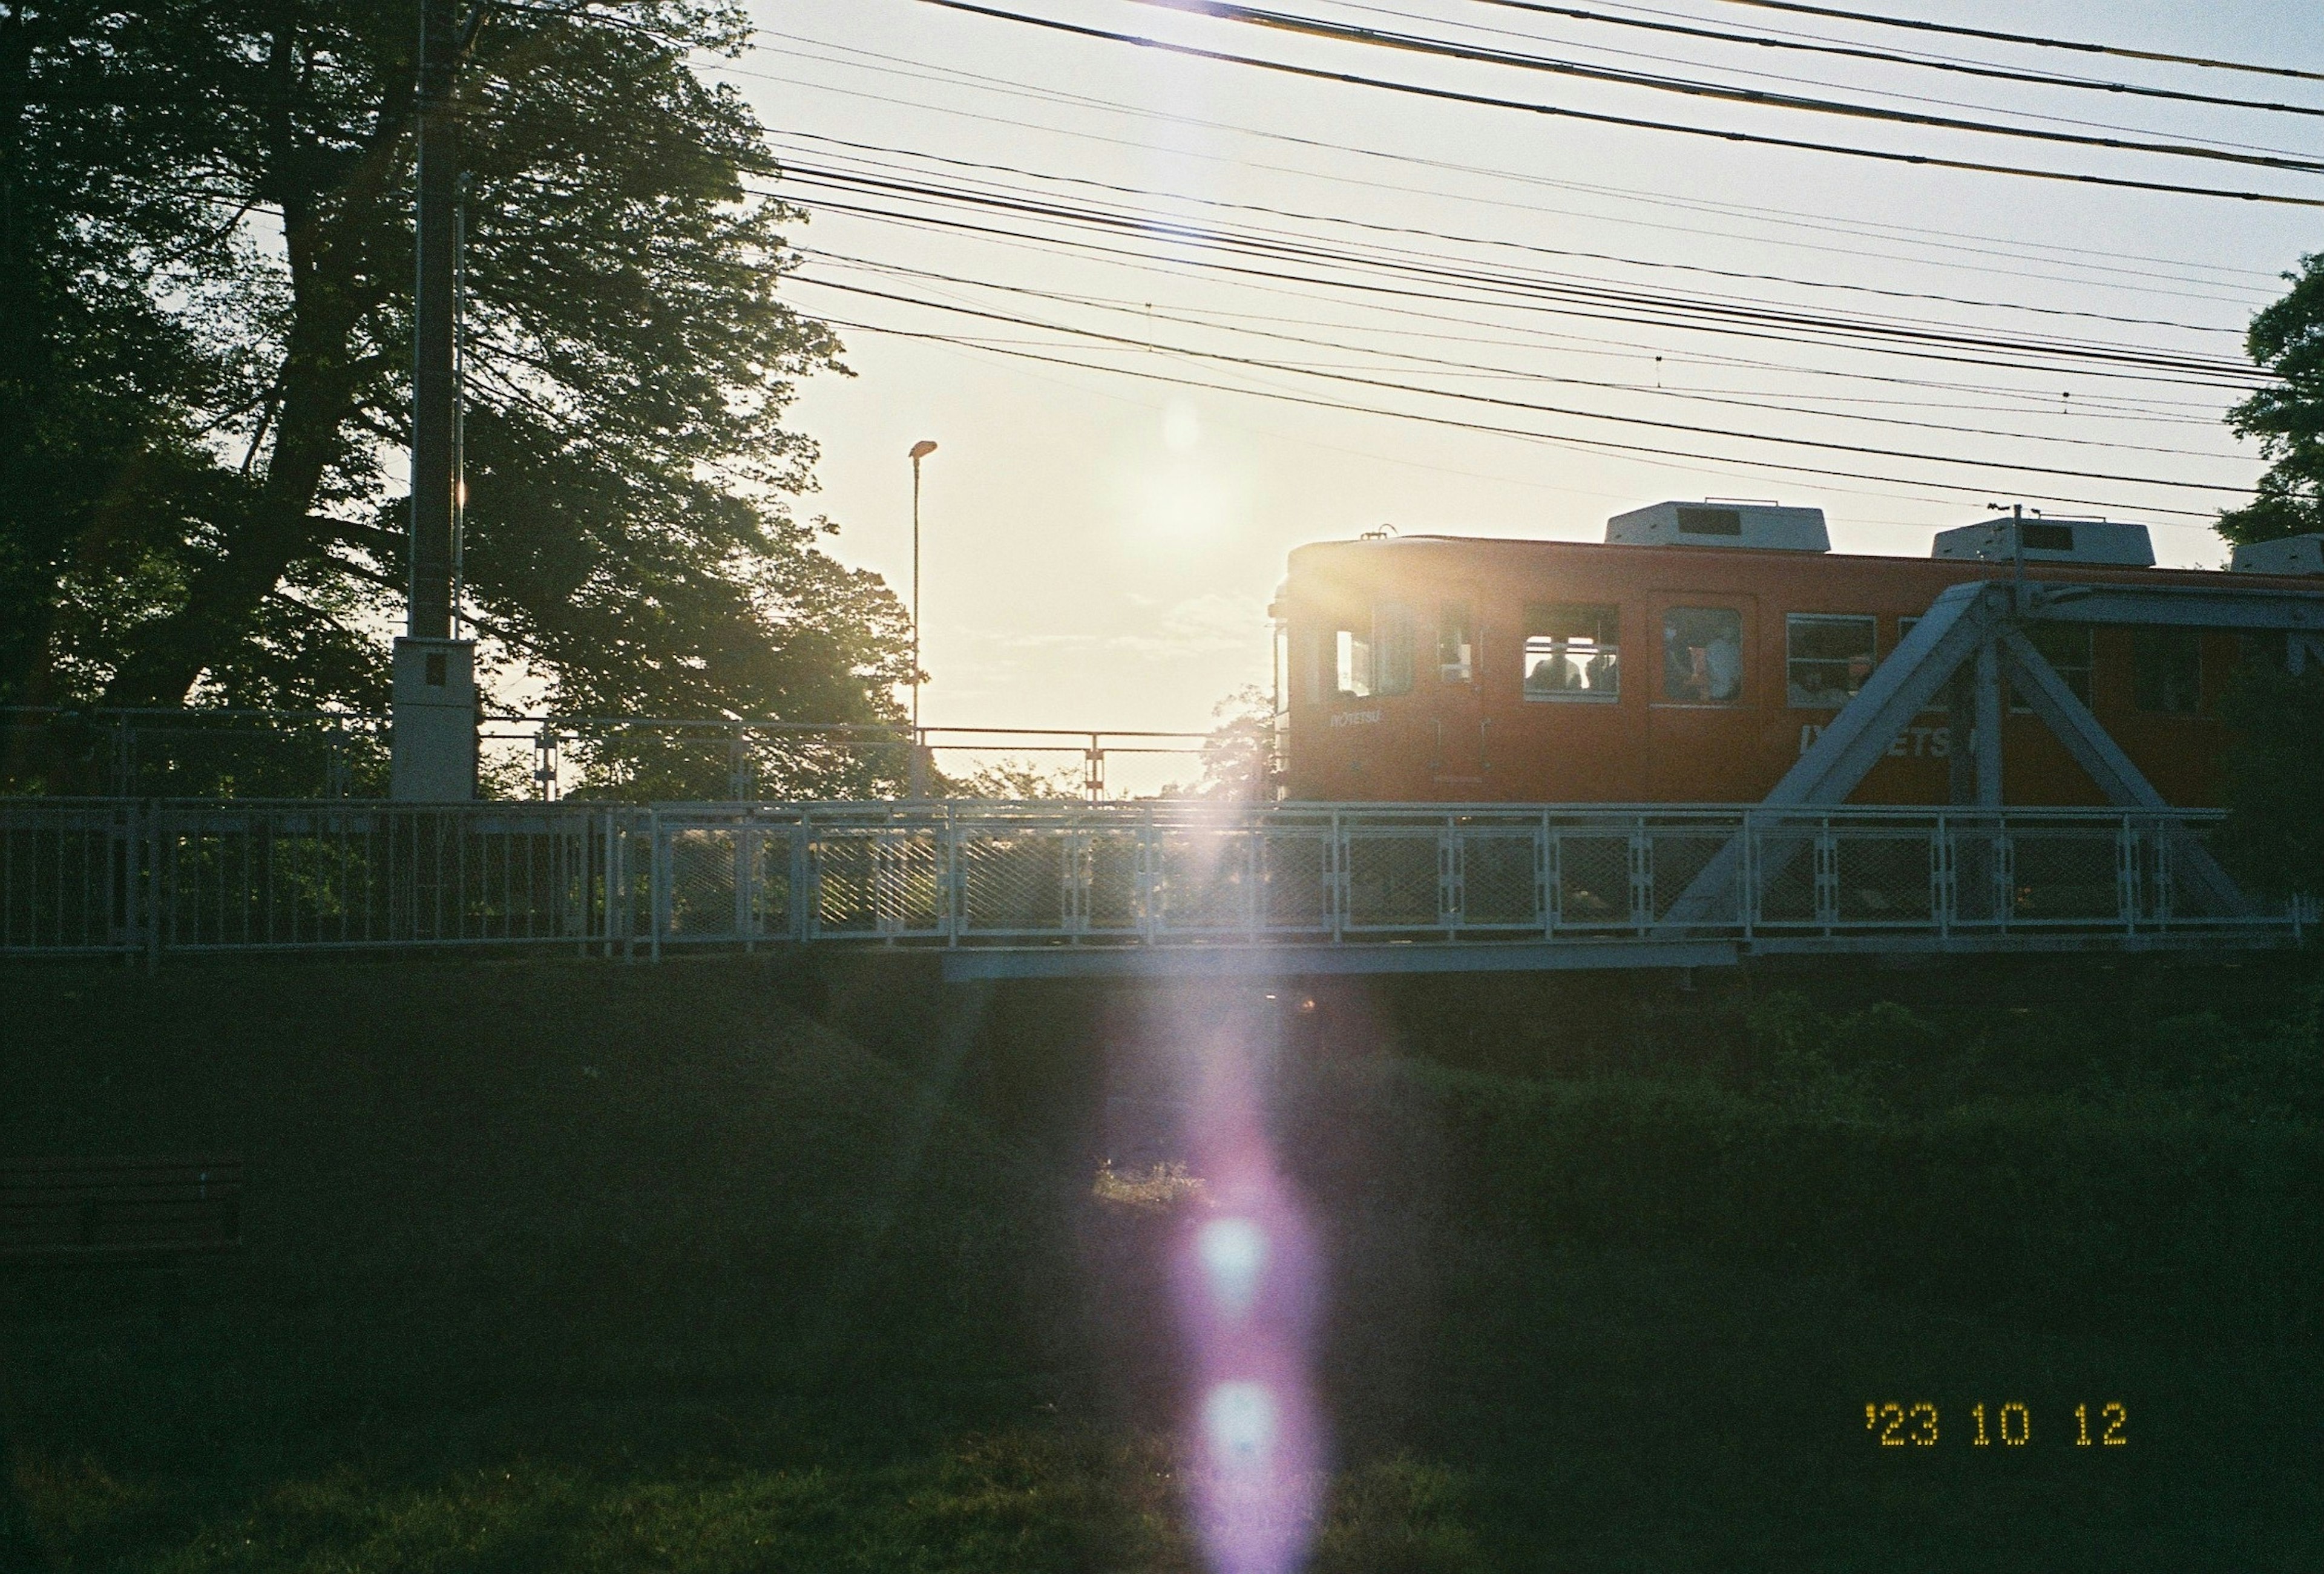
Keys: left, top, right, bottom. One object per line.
{"left": 2216, "top": 657, "right": 2324, "bottom": 898}
{"left": 2221, "top": 251, "right": 2324, "bottom": 545}
{"left": 1, "top": 1, "right": 904, "bottom": 789}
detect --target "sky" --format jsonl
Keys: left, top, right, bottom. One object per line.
{"left": 727, "top": 0, "right": 2324, "bottom": 789}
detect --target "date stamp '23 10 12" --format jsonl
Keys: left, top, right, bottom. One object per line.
{"left": 1866, "top": 1403, "right": 2127, "bottom": 1448}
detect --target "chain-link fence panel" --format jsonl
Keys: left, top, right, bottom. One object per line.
{"left": 1259, "top": 832, "right": 1331, "bottom": 932}
{"left": 1555, "top": 832, "right": 1633, "bottom": 929}
{"left": 2144, "top": 823, "right": 2253, "bottom": 923}
{"left": 1087, "top": 831, "right": 1149, "bottom": 932}
{"left": 1153, "top": 832, "right": 1255, "bottom": 933}
{"left": 959, "top": 832, "right": 1072, "bottom": 936}
{"left": 1344, "top": 830, "right": 1440, "bottom": 930}
{"left": 812, "top": 831, "right": 945, "bottom": 936}
{"left": 1744, "top": 827, "right": 1819, "bottom": 927}
{"left": 1946, "top": 824, "right": 2009, "bottom": 926}
{"left": 663, "top": 828, "right": 744, "bottom": 939}
{"left": 1458, "top": 830, "right": 1540, "bottom": 928}
{"left": 2010, "top": 828, "right": 2124, "bottom": 922}
{"left": 1647, "top": 827, "right": 1735, "bottom": 925}
{"left": 747, "top": 830, "right": 796, "bottom": 939}
{"left": 1833, "top": 831, "right": 1935, "bottom": 925}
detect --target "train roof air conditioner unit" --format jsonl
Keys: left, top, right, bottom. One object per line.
{"left": 1604, "top": 500, "right": 1830, "bottom": 552}
{"left": 2228, "top": 534, "right": 2324, "bottom": 575}
{"left": 1931, "top": 517, "right": 2154, "bottom": 566}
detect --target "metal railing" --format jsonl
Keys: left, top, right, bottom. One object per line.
{"left": 2, "top": 799, "right": 2303, "bottom": 962}
{"left": 2, "top": 707, "right": 1209, "bottom": 802}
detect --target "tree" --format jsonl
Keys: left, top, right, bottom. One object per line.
{"left": 2, "top": 0, "right": 907, "bottom": 791}
{"left": 2219, "top": 251, "right": 2324, "bottom": 545}
{"left": 2215, "top": 659, "right": 2324, "bottom": 899}
{"left": 954, "top": 756, "right": 1087, "bottom": 801}
{"left": 1165, "top": 685, "right": 1276, "bottom": 801}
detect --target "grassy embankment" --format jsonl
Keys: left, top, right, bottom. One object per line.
{"left": 2, "top": 953, "right": 2321, "bottom": 1571}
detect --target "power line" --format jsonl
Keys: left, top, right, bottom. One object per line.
{"left": 1456, "top": 0, "right": 2324, "bottom": 118}
{"left": 801, "top": 248, "right": 2253, "bottom": 459}
{"left": 1111, "top": 0, "right": 2324, "bottom": 177}
{"left": 795, "top": 273, "right": 2256, "bottom": 494}
{"left": 766, "top": 129, "right": 2240, "bottom": 336}
{"left": 776, "top": 180, "right": 2265, "bottom": 391}
{"left": 1348, "top": 0, "right": 2321, "bottom": 160}
{"left": 813, "top": 311, "right": 2234, "bottom": 521}
{"left": 729, "top": 30, "right": 2283, "bottom": 292}
{"left": 1705, "top": 0, "right": 2324, "bottom": 85}
{"left": 765, "top": 162, "right": 2266, "bottom": 382}
{"left": 909, "top": 0, "right": 2324, "bottom": 208}
{"left": 783, "top": 185, "right": 2237, "bottom": 419}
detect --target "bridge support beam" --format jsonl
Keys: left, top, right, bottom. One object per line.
{"left": 1661, "top": 579, "right": 2257, "bottom": 930}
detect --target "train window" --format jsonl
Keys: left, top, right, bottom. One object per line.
{"left": 2133, "top": 626, "right": 2202, "bottom": 713}
{"left": 1523, "top": 603, "right": 1619, "bottom": 702}
{"left": 1663, "top": 607, "right": 1744, "bottom": 704}
{"left": 1373, "top": 605, "right": 1416, "bottom": 696}
{"left": 1439, "top": 605, "right": 1474, "bottom": 684}
{"left": 1787, "top": 614, "right": 1877, "bottom": 709}
{"left": 2009, "top": 624, "right": 2093, "bottom": 711}
{"left": 1333, "top": 628, "right": 1373, "bottom": 699}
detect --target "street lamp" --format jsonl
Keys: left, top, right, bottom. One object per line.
{"left": 909, "top": 440, "right": 937, "bottom": 794}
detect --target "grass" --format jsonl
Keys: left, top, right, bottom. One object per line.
{"left": 3, "top": 953, "right": 2320, "bottom": 1570}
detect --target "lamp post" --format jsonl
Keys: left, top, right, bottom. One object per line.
{"left": 908, "top": 439, "right": 937, "bottom": 795}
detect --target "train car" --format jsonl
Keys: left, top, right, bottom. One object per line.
{"left": 1270, "top": 503, "right": 2323, "bottom": 807}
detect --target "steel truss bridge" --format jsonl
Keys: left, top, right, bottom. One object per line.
{"left": 1, "top": 798, "right": 2303, "bottom": 977}
{"left": 7, "top": 580, "right": 2322, "bottom": 976}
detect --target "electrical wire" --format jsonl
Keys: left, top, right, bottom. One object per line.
{"left": 726, "top": 30, "right": 2285, "bottom": 292}
{"left": 1109, "top": 0, "right": 2324, "bottom": 177}
{"left": 1341, "top": 0, "right": 2322, "bottom": 159}
{"left": 763, "top": 161, "right": 2266, "bottom": 383}
{"left": 776, "top": 180, "right": 2270, "bottom": 393}
{"left": 795, "top": 272, "right": 2257, "bottom": 494}
{"left": 812, "top": 310, "right": 2234, "bottom": 521}
{"left": 780, "top": 182, "right": 2240, "bottom": 419}
{"left": 767, "top": 128, "right": 2243, "bottom": 336}
{"left": 801, "top": 248, "right": 2253, "bottom": 457}
{"left": 905, "top": 1, "right": 2324, "bottom": 209}
{"left": 1454, "top": 0, "right": 2324, "bottom": 118}
{"left": 1705, "top": 0, "right": 2324, "bottom": 85}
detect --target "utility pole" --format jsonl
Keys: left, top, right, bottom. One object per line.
{"left": 908, "top": 439, "right": 937, "bottom": 797}
{"left": 390, "top": 0, "right": 479, "bottom": 799}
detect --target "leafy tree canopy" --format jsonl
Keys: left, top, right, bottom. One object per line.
{"left": 1, "top": 0, "right": 905, "bottom": 785}
{"left": 2215, "top": 660, "right": 2324, "bottom": 899}
{"left": 2221, "top": 251, "right": 2324, "bottom": 546}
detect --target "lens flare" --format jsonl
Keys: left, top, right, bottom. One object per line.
{"left": 1204, "top": 1380, "right": 1278, "bottom": 1465}
{"left": 1167, "top": 997, "right": 1327, "bottom": 1574}
{"left": 1197, "top": 1216, "right": 1267, "bottom": 1319}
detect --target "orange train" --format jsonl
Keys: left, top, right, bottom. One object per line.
{"left": 1268, "top": 503, "right": 2323, "bottom": 808}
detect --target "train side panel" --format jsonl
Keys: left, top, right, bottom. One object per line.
{"left": 1277, "top": 537, "right": 2282, "bottom": 808}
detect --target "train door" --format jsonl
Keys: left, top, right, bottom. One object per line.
{"left": 1428, "top": 598, "right": 1488, "bottom": 793}
{"left": 1647, "top": 591, "right": 1762, "bottom": 801}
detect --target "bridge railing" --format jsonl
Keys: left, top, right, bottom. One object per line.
{"left": 649, "top": 801, "right": 2283, "bottom": 950}
{"left": 2, "top": 799, "right": 2301, "bottom": 961}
